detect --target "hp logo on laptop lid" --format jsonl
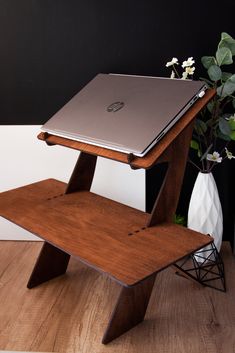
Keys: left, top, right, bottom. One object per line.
{"left": 107, "top": 101, "right": 125, "bottom": 112}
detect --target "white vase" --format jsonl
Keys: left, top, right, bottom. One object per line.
{"left": 187, "top": 172, "right": 223, "bottom": 262}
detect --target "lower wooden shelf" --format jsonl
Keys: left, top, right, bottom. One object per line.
{"left": 0, "top": 179, "right": 212, "bottom": 287}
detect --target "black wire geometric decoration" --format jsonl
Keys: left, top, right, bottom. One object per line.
{"left": 174, "top": 242, "right": 226, "bottom": 292}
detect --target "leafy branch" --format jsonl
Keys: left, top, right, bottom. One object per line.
{"left": 166, "top": 32, "right": 235, "bottom": 171}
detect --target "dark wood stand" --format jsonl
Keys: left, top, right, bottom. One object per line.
{"left": 0, "top": 89, "right": 216, "bottom": 344}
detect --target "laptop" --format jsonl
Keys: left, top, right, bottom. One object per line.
{"left": 41, "top": 73, "right": 207, "bottom": 157}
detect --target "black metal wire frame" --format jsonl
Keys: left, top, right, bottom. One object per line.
{"left": 174, "top": 242, "right": 226, "bottom": 292}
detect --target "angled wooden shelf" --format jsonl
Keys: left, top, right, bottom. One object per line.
{"left": 0, "top": 88, "right": 216, "bottom": 344}
{"left": 0, "top": 179, "right": 212, "bottom": 287}
{"left": 38, "top": 89, "right": 215, "bottom": 169}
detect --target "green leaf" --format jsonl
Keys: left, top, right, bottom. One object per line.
{"left": 201, "top": 56, "right": 216, "bottom": 69}
{"left": 207, "top": 101, "right": 215, "bottom": 113}
{"left": 174, "top": 214, "right": 186, "bottom": 227}
{"left": 221, "top": 71, "right": 232, "bottom": 82}
{"left": 230, "top": 131, "right": 235, "bottom": 140}
{"left": 195, "top": 119, "right": 207, "bottom": 135}
{"left": 217, "top": 85, "right": 224, "bottom": 96}
{"left": 190, "top": 140, "right": 199, "bottom": 150}
{"left": 190, "top": 139, "right": 202, "bottom": 157}
{"left": 207, "top": 65, "right": 222, "bottom": 81}
{"left": 218, "top": 74, "right": 235, "bottom": 97}
{"left": 216, "top": 47, "right": 233, "bottom": 66}
{"left": 206, "top": 118, "right": 214, "bottom": 127}
{"left": 228, "top": 118, "right": 235, "bottom": 130}
{"left": 217, "top": 130, "right": 231, "bottom": 141}
{"left": 218, "top": 32, "right": 235, "bottom": 56}
{"left": 219, "top": 117, "right": 232, "bottom": 135}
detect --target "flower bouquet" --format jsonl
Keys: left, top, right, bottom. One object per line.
{"left": 166, "top": 32, "right": 235, "bottom": 173}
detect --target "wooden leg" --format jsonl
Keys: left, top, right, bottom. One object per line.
{"left": 147, "top": 121, "right": 194, "bottom": 226}
{"left": 102, "top": 274, "right": 156, "bottom": 344}
{"left": 27, "top": 242, "right": 70, "bottom": 289}
{"left": 65, "top": 152, "right": 97, "bottom": 194}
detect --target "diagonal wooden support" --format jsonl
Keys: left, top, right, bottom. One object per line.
{"left": 27, "top": 242, "right": 70, "bottom": 288}
{"left": 147, "top": 120, "right": 194, "bottom": 226}
{"left": 102, "top": 274, "right": 156, "bottom": 344}
{"left": 65, "top": 152, "right": 97, "bottom": 194}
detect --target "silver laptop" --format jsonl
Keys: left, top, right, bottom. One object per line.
{"left": 41, "top": 73, "right": 207, "bottom": 157}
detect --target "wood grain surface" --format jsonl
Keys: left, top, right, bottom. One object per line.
{"left": 0, "top": 179, "right": 212, "bottom": 287}
{"left": 0, "top": 241, "right": 234, "bottom": 353}
{"left": 27, "top": 152, "right": 98, "bottom": 288}
{"left": 148, "top": 120, "right": 194, "bottom": 226}
{"left": 38, "top": 89, "right": 215, "bottom": 169}
{"left": 102, "top": 273, "right": 156, "bottom": 344}
{"left": 27, "top": 242, "right": 70, "bottom": 288}
{"left": 65, "top": 152, "right": 97, "bottom": 194}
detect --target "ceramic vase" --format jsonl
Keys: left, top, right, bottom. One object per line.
{"left": 187, "top": 172, "right": 223, "bottom": 262}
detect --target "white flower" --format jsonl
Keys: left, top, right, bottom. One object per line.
{"left": 185, "top": 66, "right": 195, "bottom": 75}
{"left": 225, "top": 147, "right": 235, "bottom": 160}
{"left": 206, "top": 151, "right": 222, "bottom": 163}
{"left": 181, "top": 71, "right": 188, "bottom": 80}
{"left": 182, "top": 57, "right": 195, "bottom": 68}
{"left": 166, "top": 57, "right": 179, "bottom": 67}
{"left": 170, "top": 70, "right": 175, "bottom": 79}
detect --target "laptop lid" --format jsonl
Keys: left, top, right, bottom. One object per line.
{"left": 41, "top": 73, "right": 206, "bottom": 157}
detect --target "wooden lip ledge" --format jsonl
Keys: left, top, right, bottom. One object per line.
{"left": 38, "top": 89, "right": 216, "bottom": 169}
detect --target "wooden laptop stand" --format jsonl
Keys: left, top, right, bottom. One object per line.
{"left": 0, "top": 89, "right": 216, "bottom": 344}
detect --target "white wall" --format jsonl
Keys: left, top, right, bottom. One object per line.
{"left": 0, "top": 126, "right": 145, "bottom": 240}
